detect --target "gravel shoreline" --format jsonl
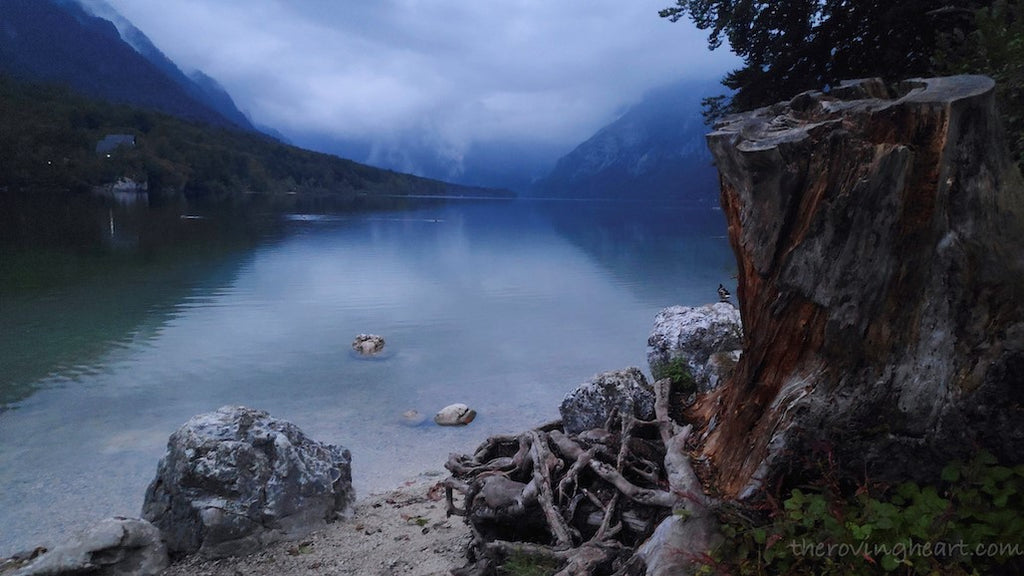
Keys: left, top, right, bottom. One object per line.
{"left": 159, "top": 472, "right": 470, "bottom": 576}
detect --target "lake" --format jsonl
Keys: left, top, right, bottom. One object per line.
{"left": 0, "top": 194, "right": 734, "bottom": 555}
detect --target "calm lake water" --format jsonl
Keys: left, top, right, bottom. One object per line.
{"left": 0, "top": 194, "right": 733, "bottom": 555}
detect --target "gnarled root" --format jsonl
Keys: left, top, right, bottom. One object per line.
{"left": 445, "top": 378, "right": 719, "bottom": 576}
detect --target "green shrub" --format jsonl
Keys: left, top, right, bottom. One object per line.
{"left": 653, "top": 356, "right": 697, "bottom": 395}
{"left": 707, "top": 451, "right": 1024, "bottom": 575}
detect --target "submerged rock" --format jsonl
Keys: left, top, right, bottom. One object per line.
{"left": 400, "top": 409, "right": 427, "bottom": 427}
{"left": 559, "top": 367, "right": 655, "bottom": 435}
{"left": 13, "top": 517, "right": 167, "bottom": 576}
{"left": 647, "top": 302, "right": 742, "bottom": 393}
{"left": 698, "top": 75, "right": 1024, "bottom": 497}
{"left": 434, "top": 404, "right": 477, "bottom": 426}
{"left": 142, "top": 406, "right": 354, "bottom": 558}
{"left": 352, "top": 334, "right": 385, "bottom": 356}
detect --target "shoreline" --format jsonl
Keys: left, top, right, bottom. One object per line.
{"left": 158, "top": 471, "right": 470, "bottom": 576}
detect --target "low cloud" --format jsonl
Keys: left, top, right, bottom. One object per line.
{"left": 84, "top": 0, "right": 738, "bottom": 183}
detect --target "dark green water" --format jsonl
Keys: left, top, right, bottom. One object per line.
{"left": 0, "top": 191, "right": 734, "bottom": 554}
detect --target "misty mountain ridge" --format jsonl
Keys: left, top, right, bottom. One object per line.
{"left": 304, "top": 79, "right": 726, "bottom": 197}
{"left": 301, "top": 130, "right": 563, "bottom": 195}
{"left": 0, "top": 0, "right": 253, "bottom": 131}
{"left": 532, "top": 79, "right": 724, "bottom": 203}
{"left": 1, "top": 0, "right": 725, "bottom": 201}
{"left": 0, "top": 0, "right": 519, "bottom": 206}
{"left": 83, "top": 0, "right": 255, "bottom": 131}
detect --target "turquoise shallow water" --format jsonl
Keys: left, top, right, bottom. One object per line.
{"left": 0, "top": 198, "right": 734, "bottom": 555}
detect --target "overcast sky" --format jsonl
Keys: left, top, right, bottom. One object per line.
{"left": 83, "top": 0, "right": 738, "bottom": 182}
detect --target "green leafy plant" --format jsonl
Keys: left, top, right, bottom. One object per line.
{"left": 404, "top": 515, "right": 430, "bottom": 527}
{"left": 653, "top": 356, "right": 698, "bottom": 395}
{"left": 708, "top": 451, "right": 1024, "bottom": 575}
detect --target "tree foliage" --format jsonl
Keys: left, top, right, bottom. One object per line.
{"left": 0, "top": 75, "right": 510, "bottom": 202}
{"left": 661, "top": 0, "right": 1024, "bottom": 171}
{"left": 661, "top": 1, "right": 967, "bottom": 110}
{"left": 934, "top": 0, "right": 1024, "bottom": 168}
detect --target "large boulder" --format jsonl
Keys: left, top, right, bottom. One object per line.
{"left": 647, "top": 302, "right": 742, "bottom": 392}
{"left": 559, "top": 367, "right": 655, "bottom": 435}
{"left": 142, "top": 406, "right": 355, "bottom": 558}
{"left": 696, "top": 75, "right": 1024, "bottom": 498}
{"left": 12, "top": 517, "right": 167, "bottom": 576}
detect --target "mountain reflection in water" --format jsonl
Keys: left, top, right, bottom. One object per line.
{"left": 0, "top": 195, "right": 734, "bottom": 555}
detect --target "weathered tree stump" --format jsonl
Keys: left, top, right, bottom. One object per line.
{"left": 699, "top": 75, "right": 1024, "bottom": 498}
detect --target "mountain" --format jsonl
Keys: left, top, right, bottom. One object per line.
{"left": 0, "top": 0, "right": 252, "bottom": 131}
{"left": 298, "top": 132, "right": 560, "bottom": 194}
{"left": 532, "top": 79, "right": 723, "bottom": 203}
{"left": 186, "top": 70, "right": 254, "bottom": 131}
{"left": 94, "top": 1, "right": 255, "bottom": 131}
{"left": 0, "top": 74, "right": 514, "bottom": 201}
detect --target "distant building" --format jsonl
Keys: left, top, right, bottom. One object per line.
{"left": 96, "top": 134, "right": 136, "bottom": 155}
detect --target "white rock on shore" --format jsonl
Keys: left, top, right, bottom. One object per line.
{"left": 11, "top": 517, "right": 167, "bottom": 576}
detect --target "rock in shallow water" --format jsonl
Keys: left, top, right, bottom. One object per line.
{"left": 400, "top": 409, "right": 427, "bottom": 427}
{"left": 141, "top": 406, "right": 354, "bottom": 558}
{"left": 13, "top": 517, "right": 167, "bottom": 576}
{"left": 559, "top": 367, "right": 655, "bottom": 435}
{"left": 351, "top": 334, "right": 385, "bottom": 356}
{"left": 434, "top": 403, "right": 477, "bottom": 426}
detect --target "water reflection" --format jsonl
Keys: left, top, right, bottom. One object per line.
{"left": 0, "top": 192, "right": 280, "bottom": 408}
{"left": 0, "top": 191, "right": 446, "bottom": 409}
{"left": 545, "top": 200, "right": 737, "bottom": 304}
{"left": 0, "top": 196, "right": 733, "bottom": 555}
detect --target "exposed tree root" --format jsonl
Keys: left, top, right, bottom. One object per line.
{"left": 444, "top": 379, "right": 718, "bottom": 576}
